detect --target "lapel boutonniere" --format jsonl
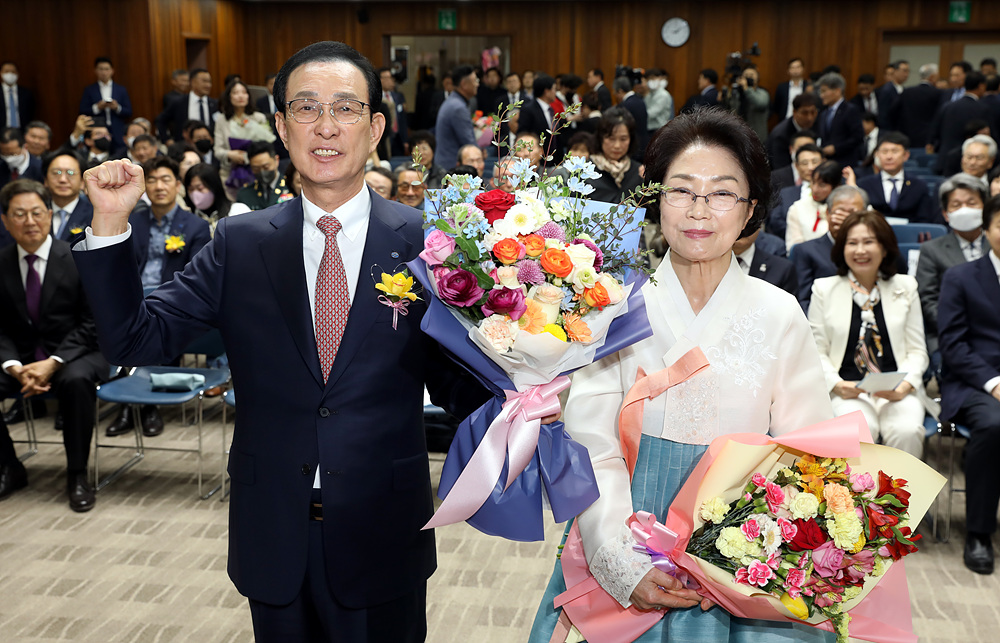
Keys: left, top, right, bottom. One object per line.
{"left": 892, "top": 287, "right": 906, "bottom": 300}
{"left": 165, "top": 234, "right": 186, "bottom": 253}
{"left": 70, "top": 227, "right": 84, "bottom": 235}
{"left": 373, "top": 266, "right": 420, "bottom": 330}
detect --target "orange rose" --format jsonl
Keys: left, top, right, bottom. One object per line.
{"left": 493, "top": 238, "right": 526, "bottom": 265}
{"left": 583, "top": 282, "right": 611, "bottom": 310}
{"left": 540, "top": 248, "right": 573, "bottom": 278}
{"left": 522, "top": 234, "right": 546, "bottom": 258}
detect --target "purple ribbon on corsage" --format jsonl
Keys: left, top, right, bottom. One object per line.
{"left": 629, "top": 511, "right": 700, "bottom": 589}
{"left": 377, "top": 294, "right": 411, "bottom": 330}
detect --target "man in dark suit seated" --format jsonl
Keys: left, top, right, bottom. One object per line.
{"left": 897, "top": 63, "right": 944, "bottom": 148}
{"left": 78, "top": 57, "right": 132, "bottom": 154}
{"left": 103, "top": 157, "right": 211, "bottom": 438}
{"left": 793, "top": 184, "right": 869, "bottom": 312}
{"left": 768, "top": 142, "right": 823, "bottom": 239}
{"left": 916, "top": 174, "right": 988, "bottom": 358}
{"left": 236, "top": 142, "right": 294, "bottom": 211}
{"left": 680, "top": 69, "right": 719, "bottom": 114}
{"left": 586, "top": 68, "right": 612, "bottom": 111}
{"left": 0, "top": 128, "right": 43, "bottom": 189}
{"left": 817, "top": 72, "right": 865, "bottom": 168}
{"left": 766, "top": 93, "right": 821, "bottom": 170}
{"left": 733, "top": 228, "right": 798, "bottom": 295}
{"left": 857, "top": 131, "right": 935, "bottom": 223}
{"left": 76, "top": 40, "right": 491, "bottom": 641}
{"left": 254, "top": 73, "right": 288, "bottom": 160}
{"left": 771, "top": 130, "right": 818, "bottom": 193}
{"left": 43, "top": 150, "right": 92, "bottom": 245}
{"left": 937, "top": 196, "right": 1000, "bottom": 575}
{"left": 928, "top": 71, "right": 996, "bottom": 174}
{"left": 0, "top": 179, "right": 109, "bottom": 511}
{"left": 157, "top": 69, "right": 219, "bottom": 143}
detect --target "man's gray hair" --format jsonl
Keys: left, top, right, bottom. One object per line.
{"left": 919, "top": 63, "right": 938, "bottom": 80}
{"left": 817, "top": 73, "right": 846, "bottom": 92}
{"left": 961, "top": 134, "right": 998, "bottom": 159}
{"left": 939, "top": 172, "right": 988, "bottom": 211}
{"left": 612, "top": 76, "right": 632, "bottom": 94}
{"left": 25, "top": 120, "right": 52, "bottom": 137}
{"left": 393, "top": 161, "right": 425, "bottom": 182}
{"left": 828, "top": 184, "right": 870, "bottom": 209}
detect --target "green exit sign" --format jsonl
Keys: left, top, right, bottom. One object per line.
{"left": 949, "top": 1, "right": 971, "bottom": 23}
{"left": 438, "top": 9, "right": 457, "bottom": 31}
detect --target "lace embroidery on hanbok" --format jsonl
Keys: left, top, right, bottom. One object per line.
{"left": 589, "top": 522, "right": 654, "bottom": 607}
{"left": 706, "top": 308, "right": 777, "bottom": 398}
{"left": 664, "top": 372, "right": 720, "bottom": 444}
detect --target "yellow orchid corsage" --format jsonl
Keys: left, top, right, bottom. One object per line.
{"left": 165, "top": 234, "right": 186, "bottom": 253}
{"left": 70, "top": 227, "right": 84, "bottom": 235}
{"left": 374, "top": 269, "right": 420, "bottom": 330}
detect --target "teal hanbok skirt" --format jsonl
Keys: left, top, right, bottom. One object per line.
{"left": 527, "top": 435, "right": 835, "bottom": 643}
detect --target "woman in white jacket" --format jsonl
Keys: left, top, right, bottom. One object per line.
{"left": 808, "top": 210, "right": 933, "bottom": 457}
{"left": 214, "top": 80, "right": 275, "bottom": 200}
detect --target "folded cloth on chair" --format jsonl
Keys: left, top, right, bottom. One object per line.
{"left": 150, "top": 373, "right": 206, "bottom": 392}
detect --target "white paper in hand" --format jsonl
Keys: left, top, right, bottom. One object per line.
{"left": 857, "top": 371, "right": 907, "bottom": 394}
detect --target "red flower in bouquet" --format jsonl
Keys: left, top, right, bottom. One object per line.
{"left": 879, "top": 526, "right": 921, "bottom": 561}
{"left": 482, "top": 287, "right": 527, "bottom": 321}
{"left": 474, "top": 189, "right": 516, "bottom": 224}
{"left": 788, "top": 518, "right": 828, "bottom": 551}
{"left": 876, "top": 471, "right": 911, "bottom": 508}
{"left": 437, "top": 268, "right": 486, "bottom": 307}
{"left": 866, "top": 505, "right": 900, "bottom": 540}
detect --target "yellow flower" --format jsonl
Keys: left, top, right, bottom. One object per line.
{"left": 843, "top": 585, "right": 862, "bottom": 601}
{"left": 780, "top": 592, "right": 809, "bottom": 620}
{"left": 699, "top": 497, "right": 730, "bottom": 524}
{"left": 375, "top": 271, "right": 418, "bottom": 301}
{"left": 849, "top": 531, "right": 867, "bottom": 554}
{"left": 831, "top": 512, "right": 864, "bottom": 550}
{"left": 542, "top": 323, "right": 567, "bottom": 342}
{"left": 165, "top": 235, "right": 186, "bottom": 252}
{"left": 70, "top": 227, "right": 84, "bottom": 235}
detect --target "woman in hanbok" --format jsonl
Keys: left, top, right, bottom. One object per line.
{"left": 529, "top": 108, "right": 836, "bottom": 643}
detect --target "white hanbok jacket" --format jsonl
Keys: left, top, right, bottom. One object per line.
{"left": 564, "top": 252, "right": 834, "bottom": 606}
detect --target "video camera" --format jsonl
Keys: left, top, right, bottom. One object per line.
{"left": 725, "top": 42, "right": 762, "bottom": 87}
{"left": 615, "top": 64, "right": 645, "bottom": 87}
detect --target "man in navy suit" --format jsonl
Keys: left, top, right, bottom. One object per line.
{"left": 938, "top": 197, "right": 1000, "bottom": 575}
{"left": 817, "top": 72, "right": 864, "bottom": 168}
{"left": 156, "top": 69, "right": 219, "bottom": 143}
{"left": 518, "top": 74, "right": 563, "bottom": 160}
{"left": 733, "top": 229, "right": 798, "bottom": 295}
{"left": 766, "top": 93, "right": 821, "bottom": 170}
{"left": 78, "top": 57, "right": 132, "bottom": 154}
{"left": 897, "top": 63, "right": 944, "bottom": 148}
{"left": 792, "top": 185, "right": 868, "bottom": 312}
{"left": 1, "top": 62, "right": 36, "bottom": 130}
{"left": 680, "top": 69, "right": 719, "bottom": 114}
{"left": 0, "top": 128, "right": 43, "bottom": 190}
{"left": 856, "top": 131, "right": 935, "bottom": 223}
{"left": 771, "top": 57, "right": 807, "bottom": 124}
{"left": 42, "top": 150, "right": 92, "bottom": 245}
{"left": 76, "top": 41, "right": 489, "bottom": 642}
{"left": 874, "top": 60, "right": 906, "bottom": 130}
{"left": 928, "top": 71, "right": 996, "bottom": 174}
{"left": 378, "top": 67, "right": 409, "bottom": 157}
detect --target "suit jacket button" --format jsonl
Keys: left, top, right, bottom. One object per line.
{"left": 301, "top": 464, "right": 311, "bottom": 475}
{"left": 318, "top": 407, "right": 330, "bottom": 418}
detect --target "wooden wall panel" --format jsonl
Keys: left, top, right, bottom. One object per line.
{"left": 8, "top": 0, "right": 1000, "bottom": 147}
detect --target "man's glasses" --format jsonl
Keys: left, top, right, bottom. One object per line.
{"left": 663, "top": 187, "right": 751, "bottom": 212}
{"left": 286, "top": 98, "right": 369, "bottom": 125}
{"left": 48, "top": 169, "right": 79, "bottom": 177}
{"left": 6, "top": 210, "right": 50, "bottom": 222}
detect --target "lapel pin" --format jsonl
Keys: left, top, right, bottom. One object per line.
{"left": 391, "top": 251, "right": 400, "bottom": 259}
{"left": 759, "top": 263, "right": 767, "bottom": 272}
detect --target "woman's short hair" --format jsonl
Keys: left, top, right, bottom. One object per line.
{"left": 220, "top": 80, "right": 256, "bottom": 120}
{"left": 595, "top": 106, "right": 636, "bottom": 158}
{"left": 812, "top": 160, "right": 842, "bottom": 187}
{"left": 831, "top": 210, "right": 900, "bottom": 278}
{"left": 643, "top": 107, "right": 770, "bottom": 239}
{"left": 183, "top": 163, "right": 230, "bottom": 216}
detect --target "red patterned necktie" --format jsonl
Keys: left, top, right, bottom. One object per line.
{"left": 315, "top": 216, "right": 350, "bottom": 383}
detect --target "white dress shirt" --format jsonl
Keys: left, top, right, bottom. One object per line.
{"left": 2, "top": 236, "right": 65, "bottom": 373}
{"left": 536, "top": 97, "right": 553, "bottom": 128}
{"left": 958, "top": 232, "right": 985, "bottom": 262}
{"left": 786, "top": 80, "right": 805, "bottom": 118}
{"left": 736, "top": 243, "right": 755, "bottom": 273}
{"left": 881, "top": 169, "right": 904, "bottom": 205}
{"left": 92, "top": 80, "right": 119, "bottom": 115}
{"left": 188, "top": 92, "right": 210, "bottom": 123}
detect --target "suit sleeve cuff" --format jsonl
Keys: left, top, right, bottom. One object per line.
{"left": 985, "top": 376, "right": 1000, "bottom": 395}
{"left": 82, "top": 224, "right": 132, "bottom": 250}
{"left": 49, "top": 356, "right": 65, "bottom": 365}
{"left": 2, "top": 360, "right": 22, "bottom": 374}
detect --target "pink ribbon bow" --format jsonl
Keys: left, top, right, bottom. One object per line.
{"left": 423, "top": 375, "right": 570, "bottom": 530}
{"left": 377, "top": 294, "right": 411, "bottom": 330}
{"left": 629, "top": 511, "right": 699, "bottom": 589}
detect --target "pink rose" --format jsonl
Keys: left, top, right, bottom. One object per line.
{"left": 437, "top": 268, "right": 486, "bottom": 307}
{"left": 734, "top": 567, "right": 750, "bottom": 585}
{"left": 746, "top": 560, "right": 774, "bottom": 587}
{"left": 740, "top": 518, "right": 761, "bottom": 541}
{"left": 751, "top": 473, "right": 767, "bottom": 488}
{"left": 811, "top": 540, "right": 845, "bottom": 579}
{"left": 765, "top": 481, "right": 785, "bottom": 513}
{"left": 850, "top": 472, "right": 876, "bottom": 493}
{"left": 481, "top": 287, "right": 527, "bottom": 321}
{"left": 777, "top": 517, "right": 798, "bottom": 542}
{"left": 419, "top": 229, "right": 457, "bottom": 266}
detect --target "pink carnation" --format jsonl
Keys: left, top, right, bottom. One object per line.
{"left": 535, "top": 221, "right": 566, "bottom": 242}
{"left": 850, "top": 472, "right": 876, "bottom": 493}
{"left": 571, "top": 238, "right": 603, "bottom": 271}
{"left": 777, "top": 517, "right": 798, "bottom": 542}
{"left": 751, "top": 473, "right": 767, "bottom": 488}
{"left": 746, "top": 560, "right": 774, "bottom": 587}
{"left": 786, "top": 567, "right": 806, "bottom": 590}
{"left": 516, "top": 260, "right": 545, "bottom": 285}
{"left": 740, "top": 519, "right": 761, "bottom": 541}
{"left": 766, "top": 552, "right": 781, "bottom": 569}
{"left": 765, "top": 481, "right": 785, "bottom": 513}
{"left": 734, "top": 567, "right": 750, "bottom": 585}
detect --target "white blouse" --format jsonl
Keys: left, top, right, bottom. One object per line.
{"left": 564, "top": 252, "right": 834, "bottom": 606}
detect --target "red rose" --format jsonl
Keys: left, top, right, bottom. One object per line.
{"left": 787, "top": 518, "right": 828, "bottom": 551}
{"left": 475, "top": 189, "right": 517, "bottom": 224}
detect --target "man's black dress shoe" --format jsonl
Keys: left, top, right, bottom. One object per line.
{"left": 67, "top": 472, "right": 95, "bottom": 513}
{"left": 0, "top": 461, "right": 29, "bottom": 500}
{"left": 141, "top": 405, "right": 164, "bottom": 437}
{"left": 106, "top": 405, "right": 134, "bottom": 437}
{"left": 964, "top": 533, "right": 994, "bottom": 575}
{"left": 3, "top": 399, "right": 46, "bottom": 425}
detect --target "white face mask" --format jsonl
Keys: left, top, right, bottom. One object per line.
{"left": 948, "top": 206, "right": 983, "bottom": 232}
{"left": 1, "top": 72, "right": 17, "bottom": 86}
{"left": 2, "top": 152, "right": 23, "bottom": 168}
{"left": 647, "top": 79, "right": 667, "bottom": 91}
{"left": 125, "top": 136, "right": 136, "bottom": 149}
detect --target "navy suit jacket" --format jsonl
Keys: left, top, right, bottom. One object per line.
{"left": 765, "top": 117, "right": 802, "bottom": 170}
{"left": 874, "top": 83, "right": 900, "bottom": 129}
{"left": 938, "top": 255, "right": 1000, "bottom": 421}
{"left": 767, "top": 184, "right": 803, "bottom": 240}
{"left": 53, "top": 193, "right": 95, "bottom": 244}
{"left": 156, "top": 93, "right": 220, "bottom": 142}
{"left": 748, "top": 247, "right": 798, "bottom": 296}
{"left": 772, "top": 82, "right": 791, "bottom": 122}
{"left": 621, "top": 94, "right": 649, "bottom": 162}
{"left": 897, "top": 83, "right": 944, "bottom": 148}
{"left": 680, "top": 88, "right": 719, "bottom": 115}
{"left": 78, "top": 82, "right": 133, "bottom": 147}
{"left": 0, "top": 153, "right": 43, "bottom": 189}
{"left": 129, "top": 206, "right": 211, "bottom": 285}
{"left": 819, "top": 101, "right": 864, "bottom": 167}
{"left": 73, "top": 190, "right": 486, "bottom": 608}
{"left": 791, "top": 233, "right": 836, "bottom": 313}
{"left": 857, "top": 173, "right": 936, "bottom": 224}
{"left": 929, "top": 95, "right": 998, "bottom": 172}
{"left": 0, "top": 85, "right": 36, "bottom": 129}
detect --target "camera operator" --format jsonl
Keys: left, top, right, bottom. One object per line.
{"left": 725, "top": 64, "right": 770, "bottom": 142}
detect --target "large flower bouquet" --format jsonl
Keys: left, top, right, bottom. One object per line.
{"left": 554, "top": 410, "right": 946, "bottom": 643}
{"left": 409, "top": 153, "right": 657, "bottom": 541}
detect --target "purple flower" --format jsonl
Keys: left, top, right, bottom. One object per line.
{"left": 572, "top": 238, "right": 603, "bottom": 271}
{"left": 536, "top": 222, "right": 566, "bottom": 242}
{"left": 437, "top": 268, "right": 486, "bottom": 307}
{"left": 481, "top": 287, "right": 527, "bottom": 321}
{"left": 516, "top": 260, "right": 545, "bottom": 285}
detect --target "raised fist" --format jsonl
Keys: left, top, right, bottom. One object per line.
{"left": 83, "top": 159, "right": 146, "bottom": 236}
